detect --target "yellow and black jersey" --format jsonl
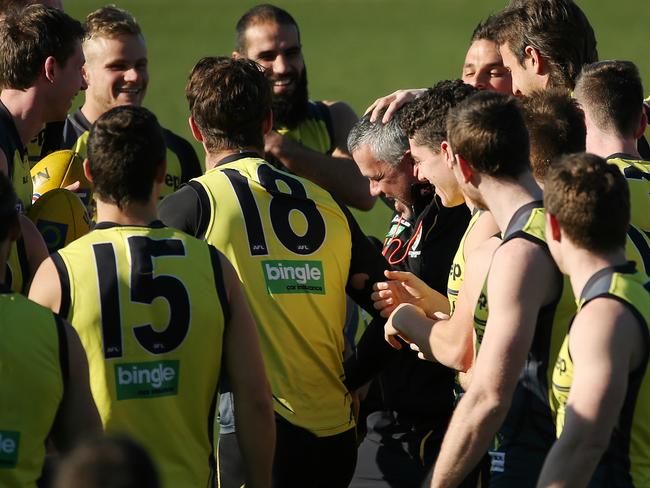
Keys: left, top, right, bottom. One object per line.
{"left": 0, "top": 284, "right": 67, "bottom": 488}
{"left": 0, "top": 102, "right": 32, "bottom": 213}
{"left": 447, "top": 210, "right": 481, "bottom": 315}
{"left": 274, "top": 100, "right": 334, "bottom": 156}
{"left": 160, "top": 153, "right": 388, "bottom": 437}
{"left": 26, "top": 121, "right": 65, "bottom": 166}
{"left": 62, "top": 109, "right": 202, "bottom": 198}
{"left": 52, "top": 221, "right": 229, "bottom": 487}
{"left": 553, "top": 263, "right": 650, "bottom": 487}
{"left": 474, "top": 202, "right": 576, "bottom": 456}
{"left": 5, "top": 238, "right": 29, "bottom": 294}
{"left": 607, "top": 154, "right": 650, "bottom": 274}
{"left": 607, "top": 153, "right": 649, "bottom": 230}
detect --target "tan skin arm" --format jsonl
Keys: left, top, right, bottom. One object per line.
{"left": 379, "top": 212, "right": 499, "bottom": 371}
{"left": 27, "top": 258, "right": 102, "bottom": 450}
{"left": 220, "top": 253, "right": 275, "bottom": 488}
{"left": 28, "top": 256, "right": 62, "bottom": 313}
{"left": 265, "top": 100, "right": 375, "bottom": 210}
{"left": 49, "top": 320, "right": 103, "bottom": 451}
{"left": 537, "top": 299, "right": 644, "bottom": 488}
{"left": 18, "top": 215, "right": 48, "bottom": 294}
{"left": 430, "top": 240, "right": 559, "bottom": 487}
{"left": 384, "top": 235, "right": 499, "bottom": 372}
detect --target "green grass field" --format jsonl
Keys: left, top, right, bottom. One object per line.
{"left": 64, "top": 0, "right": 650, "bottom": 237}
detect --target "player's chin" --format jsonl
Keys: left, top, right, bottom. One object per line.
{"left": 115, "top": 91, "right": 145, "bottom": 106}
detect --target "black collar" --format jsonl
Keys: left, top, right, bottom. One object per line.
{"left": 94, "top": 220, "right": 166, "bottom": 230}
{"left": 214, "top": 151, "right": 262, "bottom": 167}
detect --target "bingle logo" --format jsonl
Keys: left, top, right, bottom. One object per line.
{"left": 0, "top": 431, "right": 20, "bottom": 468}
{"left": 115, "top": 360, "right": 180, "bottom": 400}
{"left": 262, "top": 260, "right": 325, "bottom": 294}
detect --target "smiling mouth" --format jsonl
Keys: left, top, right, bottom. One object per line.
{"left": 118, "top": 87, "right": 143, "bottom": 95}
{"left": 270, "top": 77, "right": 296, "bottom": 89}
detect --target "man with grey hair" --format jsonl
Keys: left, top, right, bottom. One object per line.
{"left": 344, "top": 107, "right": 471, "bottom": 488}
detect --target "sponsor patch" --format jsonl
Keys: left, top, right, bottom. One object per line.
{"left": 0, "top": 431, "right": 20, "bottom": 468}
{"left": 262, "top": 260, "right": 325, "bottom": 294}
{"left": 115, "top": 360, "right": 180, "bottom": 400}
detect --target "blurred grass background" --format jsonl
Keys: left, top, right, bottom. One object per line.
{"left": 64, "top": 0, "right": 650, "bottom": 236}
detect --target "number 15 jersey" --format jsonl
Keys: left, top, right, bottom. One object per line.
{"left": 52, "top": 221, "right": 229, "bottom": 487}
{"left": 160, "top": 153, "right": 387, "bottom": 437}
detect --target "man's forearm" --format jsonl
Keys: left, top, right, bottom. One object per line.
{"left": 431, "top": 389, "right": 507, "bottom": 487}
{"left": 235, "top": 397, "right": 275, "bottom": 488}
{"left": 271, "top": 139, "right": 374, "bottom": 210}
{"left": 537, "top": 433, "right": 604, "bottom": 487}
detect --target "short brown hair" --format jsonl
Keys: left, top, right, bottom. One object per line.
{"left": 545, "top": 153, "right": 629, "bottom": 253}
{"left": 87, "top": 106, "right": 165, "bottom": 209}
{"left": 401, "top": 80, "right": 477, "bottom": 152}
{"left": 495, "top": 0, "right": 598, "bottom": 90}
{"left": 186, "top": 56, "right": 271, "bottom": 153}
{"left": 574, "top": 60, "right": 644, "bottom": 139}
{"left": 84, "top": 5, "right": 141, "bottom": 41}
{"left": 470, "top": 14, "right": 499, "bottom": 44}
{"left": 0, "top": 4, "right": 84, "bottom": 90}
{"left": 522, "top": 89, "right": 585, "bottom": 181}
{"left": 447, "top": 90, "right": 530, "bottom": 179}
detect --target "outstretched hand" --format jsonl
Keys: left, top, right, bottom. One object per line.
{"left": 372, "top": 269, "right": 438, "bottom": 318}
{"left": 364, "top": 89, "right": 426, "bottom": 124}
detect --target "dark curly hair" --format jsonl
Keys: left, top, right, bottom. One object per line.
{"left": 400, "top": 79, "right": 477, "bottom": 151}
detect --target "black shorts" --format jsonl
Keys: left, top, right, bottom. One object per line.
{"left": 218, "top": 414, "right": 357, "bottom": 488}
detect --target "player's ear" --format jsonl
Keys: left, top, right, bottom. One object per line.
{"left": 634, "top": 107, "right": 648, "bottom": 140}
{"left": 155, "top": 159, "right": 166, "bottom": 183}
{"left": 232, "top": 50, "right": 243, "bottom": 60}
{"left": 82, "top": 159, "right": 94, "bottom": 183}
{"left": 546, "top": 212, "right": 562, "bottom": 243}
{"left": 188, "top": 116, "right": 204, "bottom": 143}
{"left": 441, "top": 141, "right": 454, "bottom": 168}
{"left": 457, "top": 154, "right": 474, "bottom": 183}
{"left": 524, "top": 45, "right": 544, "bottom": 75}
{"left": 262, "top": 109, "right": 273, "bottom": 135}
{"left": 43, "top": 56, "right": 56, "bottom": 83}
{"left": 81, "top": 63, "right": 91, "bottom": 87}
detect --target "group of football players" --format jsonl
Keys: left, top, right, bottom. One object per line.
{"left": 0, "top": 1, "right": 648, "bottom": 488}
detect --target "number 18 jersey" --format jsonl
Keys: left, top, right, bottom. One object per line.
{"left": 52, "top": 221, "right": 229, "bottom": 487}
{"left": 189, "top": 155, "right": 355, "bottom": 437}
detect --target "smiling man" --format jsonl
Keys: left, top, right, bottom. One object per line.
{"left": 232, "top": 4, "right": 373, "bottom": 210}
{"left": 0, "top": 4, "right": 85, "bottom": 212}
{"left": 61, "top": 6, "right": 201, "bottom": 198}
{"left": 493, "top": 0, "right": 598, "bottom": 97}
{"left": 345, "top": 108, "right": 471, "bottom": 488}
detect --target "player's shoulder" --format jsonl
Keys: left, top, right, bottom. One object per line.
{"left": 492, "top": 234, "right": 557, "bottom": 284}
{"left": 319, "top": 100, "right": 357, "bottom": 127}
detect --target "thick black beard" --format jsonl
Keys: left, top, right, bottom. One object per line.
{"left": 271, "top": 68, "right": 309, "bottom": 130}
